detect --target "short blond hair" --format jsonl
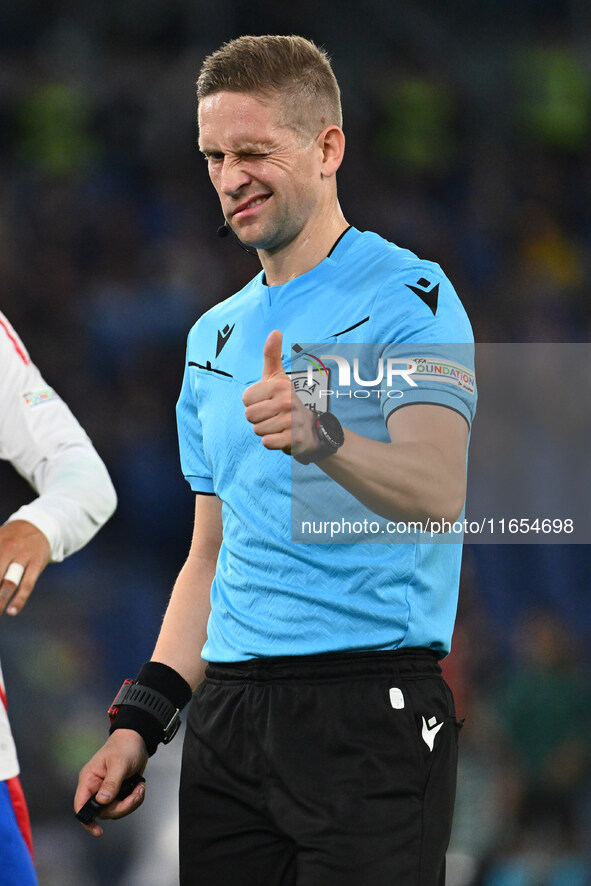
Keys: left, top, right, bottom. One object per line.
{"left": 197, "top": 35, "right": 342, "bottom": 136}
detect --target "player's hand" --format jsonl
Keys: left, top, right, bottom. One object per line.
{"left": 75, "top": 730, "right": 148, "bottom": 837}
{"left": 243, "top": 330, "right": 316, "bottom": 456}
{"left": 0, "top": 520, "right": 51, "bottom": 617}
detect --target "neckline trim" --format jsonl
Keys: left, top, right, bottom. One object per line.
{"left": 326, "top": 224, "right": 353, "bottom": 258}
{"left": 261, "top": 225, "right": 356, "bottom": 288}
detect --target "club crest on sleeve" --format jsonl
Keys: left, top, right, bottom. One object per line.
{"left": 23, "top": 388, "right": 60, "bottom": 408}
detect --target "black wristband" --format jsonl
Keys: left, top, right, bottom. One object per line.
{"left": 136, "top": 662, "right": 193, "bottom": 710}
{"left": 109, "top": 707, "right": 163, "bottom": 757}
{"left": 109, "top": 662, "right": 192, "bottom": 756}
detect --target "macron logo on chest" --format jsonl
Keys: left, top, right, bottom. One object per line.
{"left": 216, "top": 323, "right": 235, "bottom": 357}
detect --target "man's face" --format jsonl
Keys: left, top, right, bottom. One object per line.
{"left": 198, "top": 91, "right": 323, "bottom": 252}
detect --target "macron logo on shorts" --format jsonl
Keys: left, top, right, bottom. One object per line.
{"left": 421, "top": 716, "right": 443, "bottom": 751}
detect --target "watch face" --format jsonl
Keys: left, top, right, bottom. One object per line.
{"left": 318, "top": 411, "right": 345, "bottom": 448}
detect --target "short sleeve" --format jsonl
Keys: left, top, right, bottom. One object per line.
{"left": 368, "top": 263, "right": 477, "bottom": 428}
{"left": 380, "top": 342, "right": 476, "bottom": 427}
{"left": 176, "top": 358, "right": 215, "bottom": 494}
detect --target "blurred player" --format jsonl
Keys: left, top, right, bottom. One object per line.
{"left": 0, "top": 311, "right": 117, "bottom": 885}
{"left": 76, "top": 35, "right": 475, "bottom": 886}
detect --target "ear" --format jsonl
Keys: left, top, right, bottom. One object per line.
{"left": 318, "top": 126, "right": 345, "bottom": 178}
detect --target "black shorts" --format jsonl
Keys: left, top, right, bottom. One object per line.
{"left": 179, "top": 649, "right": 461, "bottom": 886}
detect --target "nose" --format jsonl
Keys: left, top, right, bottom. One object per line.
{"left": 220, "top": 156, "right": 252, "bottom": 197}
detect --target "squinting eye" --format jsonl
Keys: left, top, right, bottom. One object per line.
{"left": 237, "top": 153, "right": 269, "bottom": 161}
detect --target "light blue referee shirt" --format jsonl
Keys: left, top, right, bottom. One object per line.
{"left": 177, "top": 227, "right": 476, "bottom": 662}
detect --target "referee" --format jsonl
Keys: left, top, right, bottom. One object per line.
{"left": 76, "top": 36, "right": 476, "bottom": 886}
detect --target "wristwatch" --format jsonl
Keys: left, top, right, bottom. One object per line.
{"left": 295, "top": 411, "right": 345, "bottom": 465}
{"left": 108, "top": 679, "right": 182, "bottom": 744}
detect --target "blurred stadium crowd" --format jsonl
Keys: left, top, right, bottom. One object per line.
{"left": 1, "top": 1, "right": 590, "bottom": 884}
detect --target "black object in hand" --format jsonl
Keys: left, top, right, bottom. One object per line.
{"left": 75, "top": 773, "right": 145, "bottom": 824}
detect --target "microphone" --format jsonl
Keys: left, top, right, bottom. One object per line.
{"left": 216, "top": 219, "right": 257, "bottom": 256}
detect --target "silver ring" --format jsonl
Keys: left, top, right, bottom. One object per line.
{"left": 3, "top": 563, "right": 25, "bottom": 585}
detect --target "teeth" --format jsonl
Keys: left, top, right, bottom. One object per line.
{"left": 245, "top": 197, "right": 267, "bottom": 209}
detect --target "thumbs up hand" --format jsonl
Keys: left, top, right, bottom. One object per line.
{"left": 243, "top": 330, "right": 317, "bottom": 455}
{"left": 261, "top": 329, "right": 285, "bottom": 382}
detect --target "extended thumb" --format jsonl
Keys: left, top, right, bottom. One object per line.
{"left": 261, "top": 330, "right": 285, "bottom": 380}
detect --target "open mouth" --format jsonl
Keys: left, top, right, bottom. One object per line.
{"left": 233, "top": 194, "right": 271, "bottom": 218}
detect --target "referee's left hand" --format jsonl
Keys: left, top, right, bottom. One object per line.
{"left": 243, "top": 330, "right": 316, "bottom": 456}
